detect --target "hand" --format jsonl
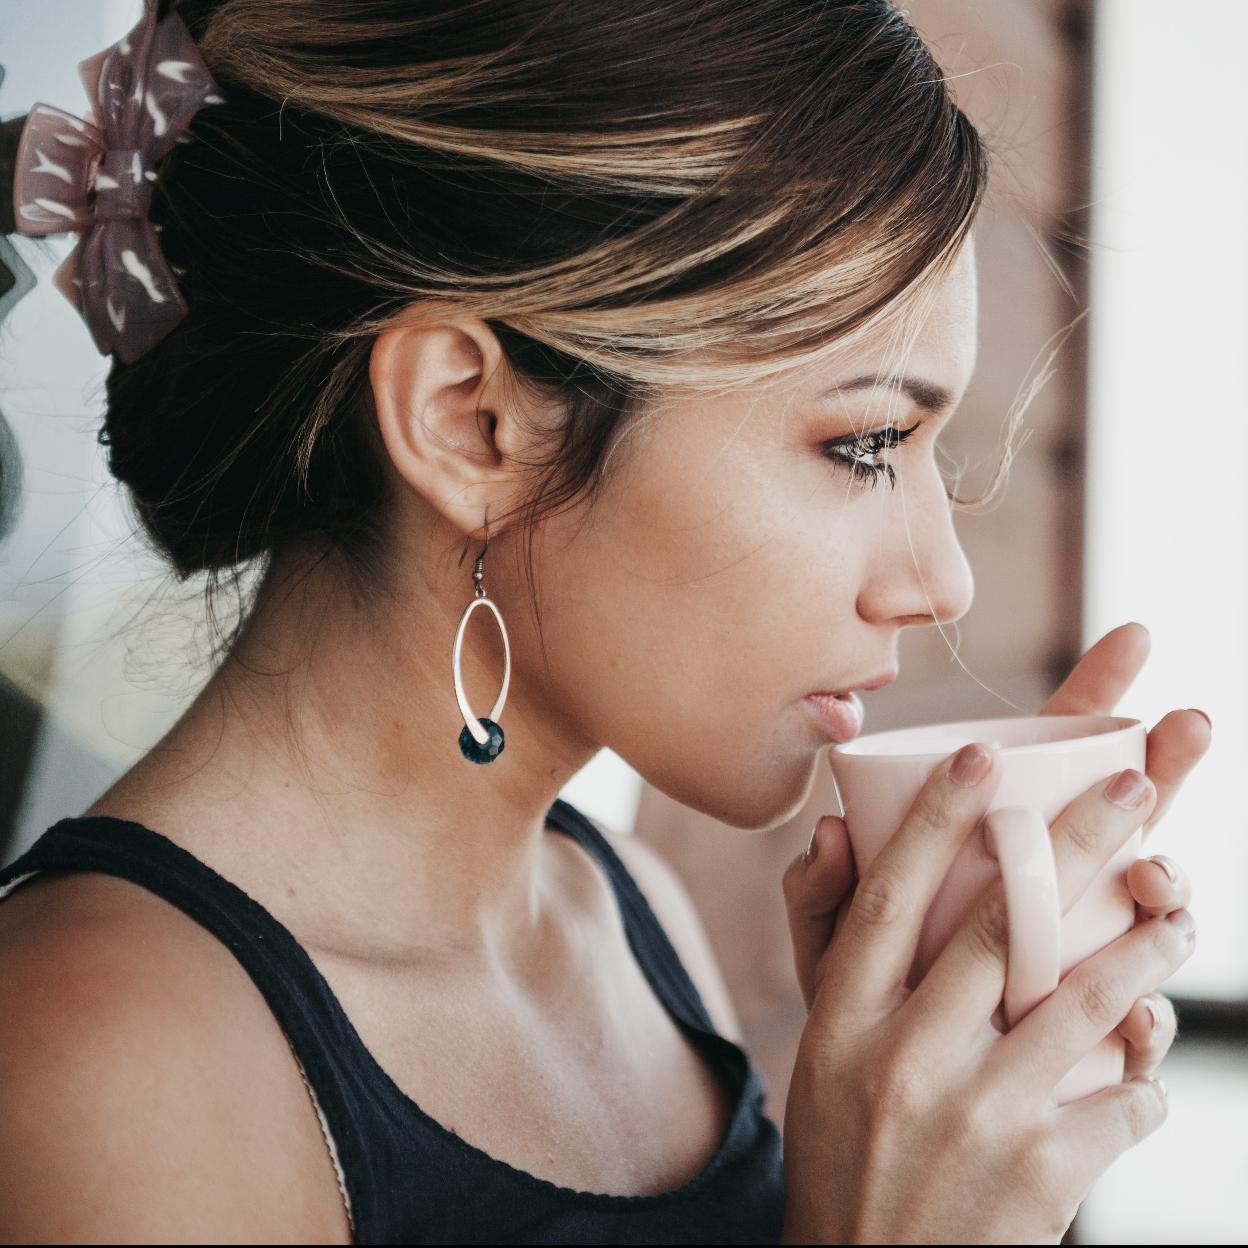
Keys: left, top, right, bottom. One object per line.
{"left": 779, "top": 737, "right": 1195, "bottom": 1243}
{"left": 785, "top": 621, "right": 1210, "bottom": 1039}
{"left": 1037, "top": 621, "right": 1209, "bottom": 1077}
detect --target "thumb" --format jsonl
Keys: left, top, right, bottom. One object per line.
{"left": 782, "top": 814, "right": 856, "bottom": 1011}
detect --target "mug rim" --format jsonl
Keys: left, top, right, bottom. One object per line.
{"left": 829, "top": 712, "right": 1143, "bottom": 763}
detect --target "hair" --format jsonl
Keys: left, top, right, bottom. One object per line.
{"left": 68, "top": 0, "right": 1001, "bottom": 665}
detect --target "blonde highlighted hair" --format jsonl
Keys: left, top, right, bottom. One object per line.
{"left": 98, "top": 0, "right": 999, "bottom": 655}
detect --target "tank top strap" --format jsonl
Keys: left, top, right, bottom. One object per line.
{"left": 0, "top": 815, "right": 366, "bottom": 1239}
{"left": 543, "top": 798, "right": 721, "bottom": 1039}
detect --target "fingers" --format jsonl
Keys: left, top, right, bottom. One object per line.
{"left": 983, "top": 909, "right": 1194, "bottom": 1100}
{"left": 1117, "top": 992, "right": 1178, "bottom": 1080}
{"left": 1047, "top": 767, "right": 1158, "bottom": 914}
{"left": 782, "top": 816, "right": 856, "bottom": 1011}
{"left": 1127, "top": 853, "right": 1191, "bottom": 919}
{"left": 901, "top": 871, "right": 1012, "bottom": 1045}
{"left": 1121, "top": 848, "right": 1187, "bottom": 1077}
{"left": 1038, "top": 622, "right": 1150, "bottom": 718}
{"left": 1119, "top": 847, "right": 1188, "bottom": 1081}
{"left": 1034, "top": 620, "right": 1213, "bottom": 844}
{"left": 811, "top": 742, "right": 1002, "bottom": 1026}
{"left": 1049, "top": 1073, "right": 1169, "bottom": 1194}
{"left": 1141, "top": 708, "right": 1212, "bottom": 838}
{"left": 905, "top": 769, "right": 1160, "bottom": 1040}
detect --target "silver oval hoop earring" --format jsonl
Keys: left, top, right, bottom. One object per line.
{"left": 452, "top": 517, "right": 511, "bottom": 764}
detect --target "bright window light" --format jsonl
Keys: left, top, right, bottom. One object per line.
{"left": 1084, "top": 0, "right": 1248, "bottom": 1000}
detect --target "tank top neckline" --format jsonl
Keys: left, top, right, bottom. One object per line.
{"left": 25, "top": 798, "right": 760, "bottom": 1210}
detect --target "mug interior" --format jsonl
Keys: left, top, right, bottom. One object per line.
{"left": 830, "top": 713, "right": 1138, "bottom": 760}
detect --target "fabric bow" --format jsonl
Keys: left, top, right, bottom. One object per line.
{"left": 11, "top": 7, "right": 223, "bottom": 363}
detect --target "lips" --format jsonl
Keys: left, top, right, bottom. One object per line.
{"left": 811, "top": 669, "right": 899, "bottom": 698}
{"left": 804, "top": 690, "right": 865, "bottom": 742}
{"left": 802, "top": 669, "right": 896, "bottom": 744}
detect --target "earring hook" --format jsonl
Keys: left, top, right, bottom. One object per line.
{"left": 456, "top": 506, "right": 491, "bottom": 570}
{"left": 457, "top": 507, "right": 490, "bottom": 600}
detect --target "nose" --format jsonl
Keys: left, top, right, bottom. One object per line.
{"left": 856, "top": 473, "right": 975, "bottom": 630}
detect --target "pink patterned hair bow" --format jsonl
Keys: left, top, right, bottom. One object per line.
{"left": 11, "top": 7, "right": 224, "bottom": 363}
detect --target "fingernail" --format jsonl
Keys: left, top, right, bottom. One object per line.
{"left": 1106, "top": 768, "right": 1151, "bottom": 809}
{"left": 1144, "top": 996, "right": 1161, "bottom": 1032}
{"left": 804, "top": 819, "right": 821, "bottom": 864}
{"left": 950, "top": 743, "right": 992, "bottom": 787}
{"left": 1187, "top": 707, "right": 1213, "bottom": 731}
{"left": 1148, "top": 854, "right": 1179, "bottom": 883}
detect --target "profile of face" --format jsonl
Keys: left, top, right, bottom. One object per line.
{"left": 371, "top": 240, "right": 978, "bottom": 834}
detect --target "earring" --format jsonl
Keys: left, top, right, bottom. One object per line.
{"left": 452, "top": 520, "right": 511, "bottom": 764}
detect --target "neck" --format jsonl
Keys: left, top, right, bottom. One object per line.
{"left": 93, "top": 535, "right": 602, "bottom": 976}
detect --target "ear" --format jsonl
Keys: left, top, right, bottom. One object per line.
{"left": 369, "top": 309, "right": 539, "bottom": 543}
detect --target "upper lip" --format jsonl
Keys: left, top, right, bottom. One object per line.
{"left": 809, "top": 669, "right": 899, "bottom": 697}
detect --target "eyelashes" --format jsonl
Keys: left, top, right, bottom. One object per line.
{"left": 819, "top": 421, "right": 921, "bottom": 491}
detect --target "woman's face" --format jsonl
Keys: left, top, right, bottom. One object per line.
{"left": 529, "top": 243, "right": 978, "bottom": 830}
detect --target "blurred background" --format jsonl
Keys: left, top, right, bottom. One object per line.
{"left": 1, "top": 1, "right": 1243, "bottom": 1242}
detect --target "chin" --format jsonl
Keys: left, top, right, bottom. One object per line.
{"left": 646, "top": 747, "right": 823, "bottom": 834}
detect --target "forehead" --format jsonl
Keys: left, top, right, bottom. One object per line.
{"left": 893, "top": 240, "right": 976, "bottom": 380}
{"left": 824, "top": 239, "right": 979, "bottom": 396}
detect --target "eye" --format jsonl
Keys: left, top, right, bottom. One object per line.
{"left": 819, "top": 421, "right": 921, "bottom": 491}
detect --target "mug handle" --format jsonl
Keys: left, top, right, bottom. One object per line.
{"left": 983, "top": 806, "right": 1062, "bottom": 1029}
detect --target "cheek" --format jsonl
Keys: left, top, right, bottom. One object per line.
{"left": 530, "top": 458, "right": 861, "bottom": 829}
{"left": 523, "top": 471, "right": 689, "bottom": 705}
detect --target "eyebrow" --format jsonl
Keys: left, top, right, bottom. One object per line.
{"left": 817, "top": 374, "right": 958, "bottom": 414}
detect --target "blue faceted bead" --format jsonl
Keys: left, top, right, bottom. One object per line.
{"left": 458, "top": 717, "right": 505, "bottom": 763}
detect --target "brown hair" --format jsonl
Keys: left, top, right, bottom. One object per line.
{"left": 98, "top": 0, "right": 996, "bottom": 661}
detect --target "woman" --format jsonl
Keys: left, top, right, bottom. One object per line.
{"left": 0, "top": 0, "right": 1206, "bottom": 1242}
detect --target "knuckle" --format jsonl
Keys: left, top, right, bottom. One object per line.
{"left": 914, "top": 781, "right": 960, "bottom": 838}
{"left": 1059, "top": 806, "right": 1104, "bottom": 859}
{"left": 849, "top": 870, "right": 905, "bottom": 931}
{"left": 965, "top": 888, "right": 1010, "bottom": 973}
{"left": 1073, "top": 969, "right": 1123, "bottom": 1029}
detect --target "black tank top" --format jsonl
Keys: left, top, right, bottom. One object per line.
{"left": 0, "top": 798, "right": 785, "bottom": 1244}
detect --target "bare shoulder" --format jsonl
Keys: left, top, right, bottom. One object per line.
{"left": 587, "top": 818, "right": 745, "bottom": 1046}
{"left": 0, "top": 871, "right": 351, "bottom": 1243}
